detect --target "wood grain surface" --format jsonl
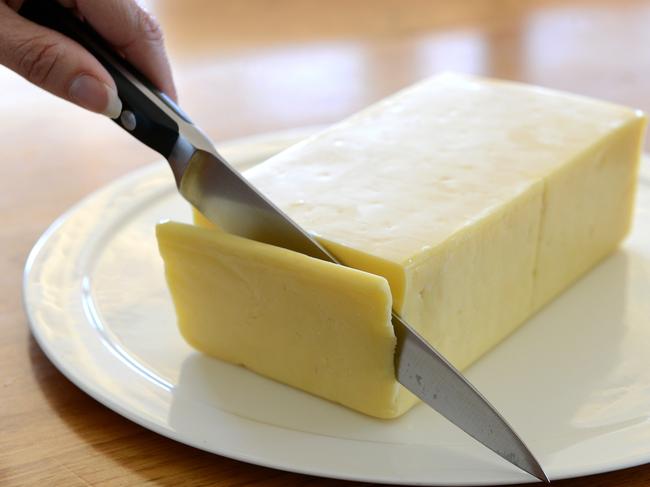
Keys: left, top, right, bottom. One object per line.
{"left": 2, "top": 0, "right": 650, "bottom": 485}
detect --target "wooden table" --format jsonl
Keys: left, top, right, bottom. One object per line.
{"left": 2, "top": 0, "right": 650, "bottom": 485}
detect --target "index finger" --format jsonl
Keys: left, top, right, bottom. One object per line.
{"left": 62, "top": 0, "right": 177, "bottom": 100}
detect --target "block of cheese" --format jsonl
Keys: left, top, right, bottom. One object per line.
{"left": 159, "top": 73, "right": 646, "bottom": 418}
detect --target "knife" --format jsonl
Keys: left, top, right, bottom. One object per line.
{"left": 19, "top": 0, "right": 548, "bottom": 482}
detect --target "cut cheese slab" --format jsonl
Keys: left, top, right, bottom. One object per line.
{"left": 157, "top": 222, "right": 400, "bottom": 418}
{"left": 159, "top": 73, "right": 646, "bottom": 418}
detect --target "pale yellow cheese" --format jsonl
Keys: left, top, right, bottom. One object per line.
{"left": 157, "top": 222, "right": 400, "bottom": 418}
{"left": 159, "top": 73, "right": 646, "bottom": 418}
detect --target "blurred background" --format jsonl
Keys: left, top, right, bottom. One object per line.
{"left": 147, "top": 0, "right": 650, "bottom": 142}
{"left": 4, "top": 0, "right": 650, "bottom": 223}
{"left": 3, "top": 0, "right": 650, "bottom": 185}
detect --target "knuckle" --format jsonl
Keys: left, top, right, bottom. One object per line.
{"left": 137, "top": 8, "right": 164, "bottom": 44}
{"left": 16, "top": 37, "right": 64, "bottom": 86}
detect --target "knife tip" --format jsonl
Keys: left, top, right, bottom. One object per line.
{"left": 518, "top": 452, "right": 549, "bottom": 483}
{"left": 532, "top": 465, "right": 550, "bottom": 484}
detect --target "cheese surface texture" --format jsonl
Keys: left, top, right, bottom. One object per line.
{"left": 157, "top": 222, "right": 400, "bottom": 418}
{"left": 160, "top": 73, "right": 645, "bottom": 418}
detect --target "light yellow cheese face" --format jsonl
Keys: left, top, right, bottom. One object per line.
{"left": 157, "top": 222, "right": 411, "bottom": 418}
{"left": 159, "top": 73, "right": 646, "bottom": 418}
{"left": 244, "top": 73, "right": 645, "bottom": 371}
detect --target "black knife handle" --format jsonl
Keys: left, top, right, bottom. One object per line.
{"left": 19, "top": 0, "right": 189, "bottom": 159}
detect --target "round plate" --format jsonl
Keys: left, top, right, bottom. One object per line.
{"left": 23, "top": 128, "right": 650, "bottom": 485}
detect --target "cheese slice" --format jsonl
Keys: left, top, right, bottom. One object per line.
{"left": 157, "top": 222, "right": 400, "bottom": 418}
{"left": 159, "top": 73, "right": 646, "bottom": 418}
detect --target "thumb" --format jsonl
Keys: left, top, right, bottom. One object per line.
{"left": 0, "top": 3, "right": 122, "bottom": 117}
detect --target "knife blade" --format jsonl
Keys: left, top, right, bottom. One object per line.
{"left": 20, "top": 0, "right": 548, "bottom": 482}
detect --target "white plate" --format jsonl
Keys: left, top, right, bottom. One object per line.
{"left": 24, "top": 128, "right": 650, "bottom": 485}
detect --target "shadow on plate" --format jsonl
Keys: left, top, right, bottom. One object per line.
{"left": 28, "top": 245, "right": 650, "bottom": 484}
{"left": 169, "top": 247, "right": 650, "bottom": 482}
{"left": 27, "top": 334, "right": 376, "bottom": 486}
{"left": 467, "top": 249, "right": 650, "bottom": 465}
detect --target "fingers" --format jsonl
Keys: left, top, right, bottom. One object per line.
{"left": 0, "top": 0, "right": 176, "bottom": 117}
{"left": 66, "top": 0, "right": 177, "bottom": 101}
{"left": 0, "top": 2, "right": 122, "bottom": 117}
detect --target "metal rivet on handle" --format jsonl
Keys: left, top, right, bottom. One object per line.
{"left": 120, "top": 110, "right": 137, "bottom": 131}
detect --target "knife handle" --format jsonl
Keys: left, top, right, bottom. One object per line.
{"left": 18, "top": 0, "right": 188, "bottom": 160}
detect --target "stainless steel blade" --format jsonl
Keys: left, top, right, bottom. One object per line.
{"left": 393, "top": 313, "right": 548, "bottom": 482}
{"left": 178, "top": 148, "right": 336, "bottom": 261}
{"left": 176, "top": 144, "right": 548, "bottom": 483}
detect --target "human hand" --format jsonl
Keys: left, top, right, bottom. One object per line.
{"left": 0, "top": 0, "right": 176, "bottom": 118}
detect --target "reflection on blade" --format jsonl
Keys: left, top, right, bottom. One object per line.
{"left": 180, "top": 149, "right": 335, "bottom": 261}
